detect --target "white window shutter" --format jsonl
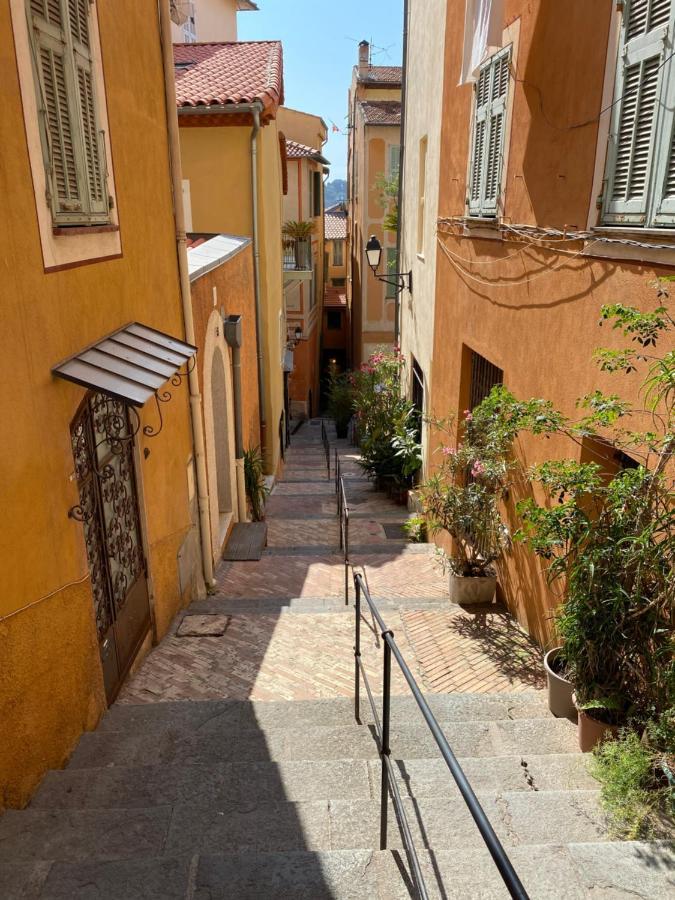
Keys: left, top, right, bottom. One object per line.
{"left": 603, "top": 0, "right": 672, "bottom": 224}
{"left": 655, "top": 124, "right": 675, "bottom": 221}
{"left": 468, "top": 49, "right": 510, "bottom": 217}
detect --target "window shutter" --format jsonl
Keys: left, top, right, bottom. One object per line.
{"left": 468, "top": 48, "right": 510, "bottom": 217}
{"left": 655, "top": 124, "right": 675, "bottom": 220}
{"left": 603, "top": 0, "right": 671, "bottom": 223}
{"left": 389, "top": 145, "right": 400, "bottom": 177}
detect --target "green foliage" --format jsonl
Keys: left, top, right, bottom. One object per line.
{"left": 326, "top": 366, "right": 353, "bottom": 434}
{"left": 591, "top": 718, "right": 674, "bottom": 839}
{"left": 403, "top": 515, "right": 427, "bottom": 543}
{"left": 351, "top": 348, "right": 422, "bottom": 488}
{"left": 281, "top": 220, "right": 315, "bottom": 240}
{"left": 374, "top": 172, "right": 398, "bottom": 232}
{"left": 421, "top": 386, "right": 559, "bottom": 577}
{"left": 516, "top": 294, "right": 674, "bottom": 724}
{"left": 243, "top": 446, "right": 267, "bottom": 522}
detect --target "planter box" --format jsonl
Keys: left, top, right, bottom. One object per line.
{"left": 448, "top": 574, "right": 496, "bottom": 605}
{"left": 544, "top": 648, "right": 576, "bottom": 722}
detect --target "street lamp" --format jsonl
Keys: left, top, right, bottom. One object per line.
{"left": 365, "top": 235, "right": 412, "bottom": 295}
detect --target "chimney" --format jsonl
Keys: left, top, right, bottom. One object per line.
{"left": 358, "top": 40, "right": 370, "bottom": 78}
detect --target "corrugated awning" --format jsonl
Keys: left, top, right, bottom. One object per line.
{"left": 52, "top": 322, "right": 197, "bottom": 407}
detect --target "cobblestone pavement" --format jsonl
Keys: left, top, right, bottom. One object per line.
{"left": 119, "top": 421, "right": 543, "bottom": 704}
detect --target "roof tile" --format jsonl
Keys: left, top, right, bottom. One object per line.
{"left": 359, "top": 100, "right": 401, "bottom": 126}
{"left": 325, "top": 209, "right": 347, "bottom": 240}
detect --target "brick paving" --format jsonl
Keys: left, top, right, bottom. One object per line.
{"left": 118, "top": 420, "right": 544, "bottom": 705}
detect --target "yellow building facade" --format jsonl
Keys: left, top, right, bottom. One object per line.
{"left": 0, "top": 0, "right": 203, "bottom": 809}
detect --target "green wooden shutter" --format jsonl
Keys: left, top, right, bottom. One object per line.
{"left": 468, "top": 48, "right": 510, "bottom": 217}
{"left": 604, "top": 0, "right": 671, "bottom": 224}
{"left": 67, "top": 0, "right": 108, "bottom": 217}
{"left": 389, "top": 145, "right": 400, "bottom": 178}
{"left": 655, "top": 123, "right": 675, "bottom": 221}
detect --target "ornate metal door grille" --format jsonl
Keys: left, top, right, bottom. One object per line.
{"left": 70, "top": 392, "right": 149, "bottom": 701}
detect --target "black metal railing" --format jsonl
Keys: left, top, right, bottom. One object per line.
{"left": 320, "top": 420, "right": 330, "bottom": 480}
{"left": 283, "top": 238, "right": 312, "bottom": 271}
{"left": 353, "top": 570, "right": 530, "bottom": 900}
{"left": 337, "top": 473, "right": 350, "bottom": 606}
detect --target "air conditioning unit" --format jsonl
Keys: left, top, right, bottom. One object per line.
{"left": 169, "top": 0, "right": 192, "bottom": 27}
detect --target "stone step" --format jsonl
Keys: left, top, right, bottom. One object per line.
{"left": 0, "top": 791, "right": 609, "bottom": 864}
{"left": 3, "top": 841, "right": 673, "bottom": 900}
{"left": 66, "top": 718, "right": 576, "bottom": 769}
{"left": 31, "top": 753, "right": 595, "bottom": 811}
{"left": 184, "top": 594, "right": 450, "bottom": 615}
{"left": 100, "top": 693, "right": 550, "bottom": 734}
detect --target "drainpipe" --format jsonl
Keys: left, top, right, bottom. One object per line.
{"left": 395, "top": 0, "right": 409, "bottom": 349}
{"left": 174, "top": 102, "right": 267, "bottom": 463}
{"left": 223, "top": 315, "right": 248, "bottom": 522}
{"left": 158, "top": 0, "right": 215, "bottom": 587}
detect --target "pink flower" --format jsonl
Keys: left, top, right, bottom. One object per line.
{"left": 463, "top": 409, "right": 473, "bottom": 421}
{"left": 441, "top": 446, "right": 456, "bottom": 456}
{"left": 471, "top": 460, "right": 485, "bottom": 477}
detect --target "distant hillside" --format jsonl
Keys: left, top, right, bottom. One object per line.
{"left": 324, "top": 179, "right": 347, "bottom": 207}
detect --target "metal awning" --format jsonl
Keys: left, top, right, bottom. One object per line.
{"left": 52, "top": 322, "right": 197, "bottom": 407}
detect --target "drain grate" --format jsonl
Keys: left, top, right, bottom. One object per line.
{"left": 176, "top": 615, "right": 231, "bottom": 637}
{"left": 382, "top": 523, "right": 408, "bottom": 540}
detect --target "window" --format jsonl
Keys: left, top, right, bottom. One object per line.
{"left": 388, "top": 144, "right": 400, "bottom": 178}
{"left": 417, "top": 136, "right": 428, "bottom": 254}
{"left": 333, "top": 239, "right": 344, "bottom": 266}
{"left": 411, "top": 357, "right": 424, "bottom": 442}
{"left": 312, "top": 171, "right": 322, "bottom": 217}
{"left": 28, "top": 0, "right": 109, "bottom": 226}
{"left": 603, "top": 0, "right": 675, "bottom": 227}
{"left": 469, "top": 351, "right": 503, "bottom": 409}
{"left": 468, "top": 47, "right": 511, "bottom": 217}
{"left": 385, "top": 247, "right": 397, "bottom": 299}
{"left": 183, "top": 2, "right": 197, "bottom": 42}
{"left": 327, "top": 310, "right": 342, "bottom": 330}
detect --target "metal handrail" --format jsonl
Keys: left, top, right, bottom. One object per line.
{"left": 338, "top": 474, "right": 350, "bottom": 604}
{"left": 320, "top": 420, "right": 330, "bottom": 480}
{"left": 353, "top": 570, "right": 530, "bottom": 900}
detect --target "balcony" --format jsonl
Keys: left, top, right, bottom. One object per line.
{"left": 283, "top": 238, "right": 312, "bottom": 282}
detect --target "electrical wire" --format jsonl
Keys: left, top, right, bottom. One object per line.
{"left": 0, "top": 572, "right": 91, "bottom": 624}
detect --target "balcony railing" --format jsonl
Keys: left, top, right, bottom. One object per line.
{"left": 283, "top": 238, "right": 312, "bottom": 271}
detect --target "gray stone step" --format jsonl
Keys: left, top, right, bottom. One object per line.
{"left": 3, "top": 842, "right": 673, "bottom": 900}
{"left": 31, "top": 753, "right": 596, "bottom": 811}
{"left": 185, "top": 594, "right": 450, "bottom": 614}
{"left": 0, "top": 791, "right": 609, "bottom": 864}
{"left": 100, "top": 693, "right": 551, "bottom": 733}
{"left": 67, "top": 717, "right": 576, "bottom": 769}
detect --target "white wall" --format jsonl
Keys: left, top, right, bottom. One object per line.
{"left": 171, "top": 0, "right": 239, "bottom": 43}
{"left": 399, "top": 0, "right": 446, "bottom": 469}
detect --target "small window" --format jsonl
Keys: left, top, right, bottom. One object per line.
{"left": 333, "top": 239, "right": 344, "bottom": 266}
{"left": 417, "top": 136, "right": 428, "bottom": 254}
{"left": 385, "top": 247, "right": 397, "bottom": 299}
{"left": 326, "top": 310, "right": 342, "bottom": 330}
{"left": 469, "top": 350, "right": 503, "bottom": 409}
{"left": 28, "top": 0, "right": 109, "bottom": 226}
{"left": 602, "top": 0, "right": 675, "bottom": 227}
{"left": 468, "top": 47, "right": 511, "bottom": 218}
{"left": 388, "top": 144, "right": 400, "bottom": 178}
{"left": 411, "top": 357, "right": 424, "bottom": 442}
{"left": 183, "top": 2, "right": 197, "bottom": 43}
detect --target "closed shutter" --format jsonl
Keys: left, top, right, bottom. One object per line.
{"left": 655, "top": 125, "right": 675, "bottom": 220}
{"left": 468, "top": 48, "right": 510, "bottom": 217}
{"left": 604, "top": 0, "right": 672, "bottom": 224}
{"left": 388, "top": 144, "right": 400, "bottom": 177}
{"left": 28, "top": 0, "right": 108, "bottom": 224}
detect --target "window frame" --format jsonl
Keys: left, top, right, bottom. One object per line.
{"left": 27, "top": 0, "right": 110, "bottom": 227}
{"left": 601, "top": 0, "right": 675, "bottom": 228}
{"left": 466, "top": 46, "right": 512, "bottom": 219}
{"left": 333, "top": 239, "right": 344, "bottom": 267}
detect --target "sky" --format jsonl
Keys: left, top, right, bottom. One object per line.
{"left": 238, "top": 0, "right": 404, "bottom": 181}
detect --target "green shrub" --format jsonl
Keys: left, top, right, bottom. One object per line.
{"left": 243, "top": 446, "right": 267, "bottom": 521}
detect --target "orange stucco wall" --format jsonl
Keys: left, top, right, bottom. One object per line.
{"left": 430, "top": 0, "right": 674, "bottom": 646}
{"left": 0, "top": 2, "right": 198, "bottom": 809}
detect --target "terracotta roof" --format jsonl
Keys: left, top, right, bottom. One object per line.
{"left": 286, "top": 139, "right": 329, "bottom": 165}
{"left": 174, "top": 41, "right": 283, "bottom": 112}
{"left": 358, "top": 65, "right": 402, "bottom": 85}
{"left": 325, "top": 209, "right": 347, "bottom": 240}
{"left": 359, "top": 100, "right": 401, "bottom": 126}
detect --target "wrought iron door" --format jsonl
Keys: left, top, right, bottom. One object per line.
{"left": 71, "top": 393, "right": 150, "bottom": 702}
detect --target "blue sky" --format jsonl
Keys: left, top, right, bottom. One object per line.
{"left": 238, "top": 0, "right": 404, "bottom": 180}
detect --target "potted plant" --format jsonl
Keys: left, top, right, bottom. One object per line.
{"left": 326, "top": 366, "right": 353, "bottom": 439}
{"left": 517, "top": 293, "right": 674, "bottom": 747}
{"left": 243, "top": 446, "right": 268, "bottom": 521}
{"left": 281, "top": 220, "right": 315, "bottom": 268}
{"left": 421, "top": 387, "right": 559, "bottom": 605}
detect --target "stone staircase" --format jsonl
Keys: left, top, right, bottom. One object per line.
{"left": 1, "top": 692, "right": 673, "bottom": 898}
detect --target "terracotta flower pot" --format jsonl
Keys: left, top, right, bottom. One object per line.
{"left": 448, "top": 574, "right": 496, "bottom": 605}
{"left": 543, "top": 648, "right": 576, "bottom": 722}
{"left": 574, "top": 694, "right": 620, "bottom": 752}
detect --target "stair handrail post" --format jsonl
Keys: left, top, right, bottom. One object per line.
{"left": 344, "top": 501, "right": 349, "bottom": 605}
{"left": 354, "top": 573, "right": 361, "bottom": 723}
{"left": 380, "top": 635, "right": 393, "bottom": 850}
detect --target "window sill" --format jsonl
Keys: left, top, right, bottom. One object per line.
{"left": 460, "top": 216, "right": 502, "bottom": 241}
{"left": 52, "top": 224, "right": 119, "bottom": 237}
{"left": 585, "top": 226, "right": 675, "bottom": 266}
